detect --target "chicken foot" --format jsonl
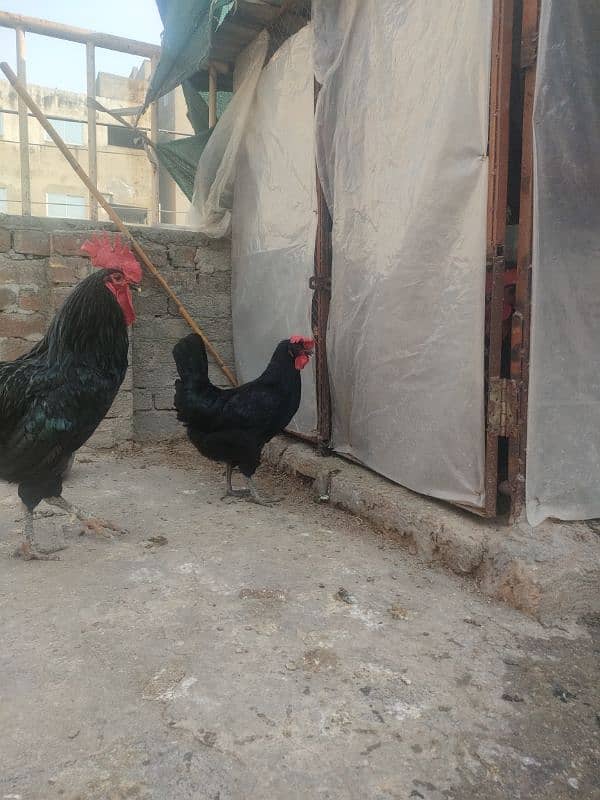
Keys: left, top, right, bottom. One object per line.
{"left": 245, "top": 477, "right": 280, "bottom": 507}
{"left": 13, "top": 506, "right": 63, "bottom": 561}
{"left": 221, "top": 466, "right": 280, "bottom": 505}
{"left": 45, "top": 496, "right": 127, "bottom": 537}
{"left": 222, "top": 464, "right": 251, "bottom": 499}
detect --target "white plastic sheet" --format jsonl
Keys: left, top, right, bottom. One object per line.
{"left": 231, "top": 25, "right": 317, "bottom": 435}
{"left": 314, "top": 0, "right": 492, "bottom": 505}
{"left": 188, "top": 31, "right": 269, "bottom": 237}
{"left": 526, "top": 0, "right": 600, "bottom": 525}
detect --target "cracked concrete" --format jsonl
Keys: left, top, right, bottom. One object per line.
{"left": 263, "top": 437, "right": 600, "bottom": 625}
{"left": 0, "top": 442, "right": 598, "bottom": 799}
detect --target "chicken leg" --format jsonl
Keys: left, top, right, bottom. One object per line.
{"left": 45, "top": 496, "right": 127, "bottom": 537}
{"left": 14, "top": 505, "right": 62, "bottom": 561}
{"left": 222, "top": 464, "right": 251, "bottom": 499}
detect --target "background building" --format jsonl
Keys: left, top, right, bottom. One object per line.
{"left": 0, "top": 61, "right": 193, "bottom": 225}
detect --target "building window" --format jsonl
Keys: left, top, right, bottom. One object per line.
{"left": 107, "top": 125, "right": 144, "bottom": 150}
{"left": 110, "top": 204, "right": 147, "bottom": 225}
{"left": 0, "top": 187, "right": 7, "bottom": 213}
{"left": 46, "top": 192, "right": 86, "bottom": 219}
{"left": 44, "top": 119, "right": 85, "bottom": 146}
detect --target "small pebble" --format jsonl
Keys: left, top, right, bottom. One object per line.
{"left": 501, "top": 692, "right": 525, "bottom": 703}
{"left": 335, "top": 587, "right": 357, "bottom": 605}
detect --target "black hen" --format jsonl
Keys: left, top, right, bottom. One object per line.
{"left": 173, "top": 333, "right": 314, "bottom": 504}
{"left": 0, "top": 234, "right": 142, "bottom": 560}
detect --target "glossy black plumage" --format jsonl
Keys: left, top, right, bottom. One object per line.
{"left": 0, "top": 269, "right": 129, "bottom": 511}
{"left": 173, "top": 333, "right": 303, "bottom": 479}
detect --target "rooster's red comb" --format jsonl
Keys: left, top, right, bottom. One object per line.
{"left": 81, "top": 232, "right": 143, "bottom": 284}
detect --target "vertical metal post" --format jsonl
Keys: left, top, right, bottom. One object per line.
{"left": 483, "top": 0, "right": 515, "bottom": 516}
{"left": 312, "top": 80, "right": 333, "bottom": 448}
{"left": 508, "top": 0, "right": 540, "bottom": 521}
{"left": 208, "top": 65, "right": 218, "bottom": 129}
{"left": 15, "top": 27, "right": 31, "bottom": 216}
{"left": 149, "top": 56, "right": 160, "bottom": 225}
{"left": 86, "top": 42, "right": 98, "bottom": 221}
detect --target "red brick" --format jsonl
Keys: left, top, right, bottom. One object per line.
{"left": 0, "top": 228, "right": 11, "bottom": 253}
{"left": 0, "top": 338, "right": 31, "bottom": 361}
{"left": 0, "top": 287, "right": 17, "bottom": 310}
{"left": 51, "top": 231, "right": 94, "bottom": 256}
{"left": 13, "top": 229, "right": 51, "bottom": 256}
{"left": 0, "top": 313, "right": 46, "bottom": 338}
{"left": 19, "top": 289, "right": 44, "bottom": 313}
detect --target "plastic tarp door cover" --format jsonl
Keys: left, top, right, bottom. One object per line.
{"left": 231, "top": 25, "right": 318, "bottom": 435}
{"left": 313, "top": 0, "right": 492, "bottom": 506}
{"left": 526, "top": 0, "right": 600, "bottom": 526}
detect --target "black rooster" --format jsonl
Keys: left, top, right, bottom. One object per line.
{"left": 0, "top": 234, "right": 142, "bottom": 560}
{"left": 173, "top": 333, "right": 315, "bottom": 504}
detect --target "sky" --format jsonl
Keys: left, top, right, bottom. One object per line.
{"left": 0, "top": 0, "right": 163, "bottom": 94}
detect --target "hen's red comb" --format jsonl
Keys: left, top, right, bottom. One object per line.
{"left": 81, "top": 233, "right": 143, "bottom": 284}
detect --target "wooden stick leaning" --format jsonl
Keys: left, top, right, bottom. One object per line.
{"left": 0, "top": 61, "right": 237, "bottom": 388}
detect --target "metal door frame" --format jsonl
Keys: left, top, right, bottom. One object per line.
{"left": 507, "top": 0, "right": 540, "bottom": 521}
{"left": 312, "top": 80, "right": 333, "bottom": 450}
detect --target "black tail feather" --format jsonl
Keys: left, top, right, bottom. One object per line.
{"left": 172, "top": 334, "right": 214, "bottom": 424}
{"left": 172, "top": 334, "right": 209, "bottom": 386}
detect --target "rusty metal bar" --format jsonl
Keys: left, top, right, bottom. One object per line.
{"left": 1, "top": 106, "right": 186, "bottom": 138}
{"left": 86, "top": 42, "right": 98, "bottom": 222}
{"left": 149, "top": 56, "right": 160, "bottom": 226}
{"left": 483, "top": 0, "right": 515, "bottom": 516}
{"left": 0, "top": 11, "right": 160, "bottom": 58}
{"left": 508, "top": 0, "right": 540, "bottom": 522}
{"left": 0, "top": 60, "right": 238, "bottom": 388}
{"left": 15, "top": 27, "right": 31, "bottom": 216}
{"left": 208, "top": 65, "right": 218, "bottom": 129}
{"left": 312, "top": 80, "right": 333, "bottom": 448}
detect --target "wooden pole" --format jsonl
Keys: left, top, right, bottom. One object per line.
{"left": 15, "top": 28, "right": 31, "bottom": 216}
{"left": 86, "top": 42, "right": 98, "bottom": 222}
{"left": 0, "top": 11, "right": 161, "bottom": 59}
{"left": 208, "top": 65, "right": 218, "bottom": 129}
{"left": 90, "top": 98, "right": 154, "bottom": 147}
{"left": 0, "top": 61, "right": 237, "bottom": 388}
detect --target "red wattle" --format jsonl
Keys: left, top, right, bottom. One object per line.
{"left": 295, "top": 353, "right": 310, "bottom": 371}
{"left": 107, "top": 283, "right": 136, "bottom": 326}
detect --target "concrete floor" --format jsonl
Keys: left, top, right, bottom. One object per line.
{"left": 0, "top": 443, "right": 598, "bottom": 800}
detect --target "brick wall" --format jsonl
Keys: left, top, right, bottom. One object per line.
{"left": 0, "top": 214, "right": 233, "bottom": 448}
